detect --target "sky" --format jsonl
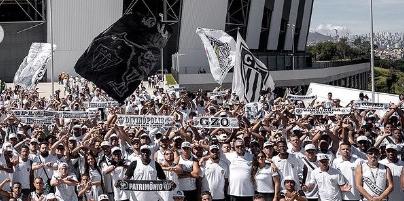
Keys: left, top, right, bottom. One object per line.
{"left": 310, "top": 0, "right": 404, "bottom": 35}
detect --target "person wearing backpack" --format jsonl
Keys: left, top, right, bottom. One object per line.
{"left": 355, "top": 147, "right": 393, "bottom": 201}
{"left": 125, "top": 145, "right": 166, "bottom": 201}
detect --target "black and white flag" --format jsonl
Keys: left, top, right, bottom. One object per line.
{"left": 14, "top": 43, "right": 55, "bottom": 89}
{"left": 232, "top": 32, "right": 274, "bottom": 103}
{"left": 196, "top": 28, "right": 236, "bottom": 85}
{"left": 74, "top": 11, "right": 171, "bottom": 103}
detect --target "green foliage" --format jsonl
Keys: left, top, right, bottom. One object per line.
{"left": 374, "top": 67, "right": 404, "bottom": 94}
{"left": 165, "top": 74, "right": 177, "bottom": 85}
{"left": 375, "top": 58, "right": 404, "bottom": 70}
{"left": 308, "top": 36, "right": 371, "bottom": 61}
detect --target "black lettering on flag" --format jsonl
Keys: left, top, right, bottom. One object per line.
{"left": 240, "top": 43, "right": 269, "bottom": 102}
{"left": 74, "top": 11, "right": 171, "bottom": 103}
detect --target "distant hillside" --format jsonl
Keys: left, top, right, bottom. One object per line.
{"left": 307, "top": 32, "right": 333, "bottom": 45}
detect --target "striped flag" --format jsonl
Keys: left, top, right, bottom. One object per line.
{"left": 232, "top": 32, "right": 274, "bottom": 103}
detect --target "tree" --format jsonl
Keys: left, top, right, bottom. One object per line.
{"left": 385, "top": 68, "right": 398, "bottom": 93}
{"left": 335, "top": 37, "right": 352, "bottom": 60}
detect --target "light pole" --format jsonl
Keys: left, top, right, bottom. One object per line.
{"left": 370, "top": 0, "right": 375, "bottom": 102}
{"left": 174, "top": 53, "right": 185, "bottom": 73}
{"left": 48, "top": 0, "right": 55, "bottom": 94}
{"left": 287, "top": 24, "right": 296, "bottom": 70}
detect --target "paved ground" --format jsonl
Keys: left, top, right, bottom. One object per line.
{"left": 5, "top": 82, "right": 65, "bottom": 98}
{"left": 5, "top": 80, "right": 166, "bottom": 99}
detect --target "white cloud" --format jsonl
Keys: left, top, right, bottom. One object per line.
{"left": 311, "top": 24, "right": 350, "bottom": 36}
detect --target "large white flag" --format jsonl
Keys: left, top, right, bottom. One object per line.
{"left": 13, "top": 43, "right": 56, "bottom": 89}
{"left": 232, "top": 32, "right": 274, "bottom": 103}
{"left": 196, "top": 27, "right": 236, "bottom": 85}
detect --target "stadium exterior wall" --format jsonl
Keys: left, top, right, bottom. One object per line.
{"left": 173, "top": 62, "right": 370, "bottom": 91}
{"left": 46, "top": 0, "right": 123, "bottom": 80}
{"left": 0, "top": 23, "right": 46, "bottom": 82}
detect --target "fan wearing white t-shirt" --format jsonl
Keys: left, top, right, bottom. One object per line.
{"left": 102, "top": 147, "right": 129, "bottom": 201}
{"left": 272, "top": 140, "right": 304, "bottom": 190}
{"left": 252, "top": 151, "right": 280, "bottom": 201}
{"left": 226, "top": 139, "right": 254, "bottom": 201}
{"left": 379, "top": 144, "right": 403, "bottom": 201}
{"left": 332, "top": 142, "right": 363, "bottom": 201}
{"left": 50, "top": 163, "right": 79, "bottom": 201}
{"left": 301, "top": 144, "right": 319, "bottom": 201}
{"left": 287, "top": 135, "right": 304, "bottom": 159}
{"left": 201, "top": 145, "right": 229, "bottom": 201}
{"left": 303, "top": 154, "right": 351, "bottom": 201}
{"left": 177, "top": 141, "right": 201, "bottom": 201}
{"left": 125, "top": 145, "right": 166, "bottom": 201}
{"left": 159, "top": 149, "right": 182, "bottom": 201}
{"left": 12, "top": 145, "right": 33, "bottom": 200}
{"left": 32, "top": 142, "right": 58, "bottom": 189}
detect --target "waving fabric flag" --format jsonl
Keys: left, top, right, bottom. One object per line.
{"left": 74, "top": 12, "right": 171, "bottom": 103}
{"left": 14, "top": 43, "right": 55, "bottom": 89}
{"left": 232, "top": 32, "right": 274, "bottom": 103}
{"left": 196, "top": 28, "right": 236, "bottom": 85}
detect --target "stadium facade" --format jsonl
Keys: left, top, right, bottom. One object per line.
{"left": 0, "top": 0, "right": 369, "bottom": 95}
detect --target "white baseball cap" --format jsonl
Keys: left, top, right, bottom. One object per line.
{"left": 263, "top": 141, "right": 274, "bottom": 147}
{"left": 8, "top": 133, "right": 17, "bottom": 139}
{"left": 98, "top": 194, "right": 109, "bottom": 201}
{"left": 181, "top": 141, "right": 192, "bottom": 149}
{"left": 386, "top": 144, "right": 400, "bottom": 152}
{"left": 140, "top": 133, "right": 149, "bottom": 138}
{"left": 140, "top": 145, "right": 151, "bottom": 151}
{"left": 357, "top": 135, "right": 369, "bottom": 142}
{"left": 100, "top": 141, "right": 110, "bottom": 147}
{"left": 58, "top": 162, "right": 68, "bottom": 169}
{"left": 209, "top": 145, "right": 220, "bottom": 151}
{"left": 304, "top": 144, "right": 317, "bottom": 151}
{"left": 111, "top": 146, "right": 121, "bottom": 154}
{"left": 282, "top": 176, "right": 296, "bottom": 184}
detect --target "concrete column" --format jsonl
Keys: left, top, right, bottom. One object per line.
{"left": 356, "top": 74, "right": 360, "bottom": 89}
{"left": 363, "top": 73, "right": 366, "bottom": 89}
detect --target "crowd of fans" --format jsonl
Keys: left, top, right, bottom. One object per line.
{"left": 0, "top": 74, "right": 403, "bottom": 201}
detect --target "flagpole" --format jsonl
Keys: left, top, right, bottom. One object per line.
{"left": 48, "top": 0, "right": 54, "bottom": 95}
{"left": 369, "top": 0, "right": 375, "bottom": 103}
